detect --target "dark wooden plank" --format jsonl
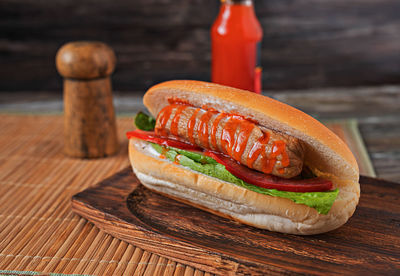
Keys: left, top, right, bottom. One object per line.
{"left": 71, "top": 167, "right": 400, "bottom": 275}
{"left": 1, "top": 0, "right": 400, "bottom": 92}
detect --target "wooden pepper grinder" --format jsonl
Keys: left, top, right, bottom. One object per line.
{"left": 56, "top": 41, "right": 119, "bottom": 158}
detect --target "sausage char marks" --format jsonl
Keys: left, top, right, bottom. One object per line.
{"left": 155, "top": 104, "right": 305, "bottom": 179}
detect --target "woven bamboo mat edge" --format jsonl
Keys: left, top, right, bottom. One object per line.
{"left": 0, "top": 269, "right": 91, "bottom": 276}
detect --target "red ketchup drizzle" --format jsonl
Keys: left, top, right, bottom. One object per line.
{"left": 231, "top": 120, "right": 254, "bottom": 161}
{"left": 168, "top": 98, "right": 192, "bottom": 106}
{"left": 220, "top": 117, "right": 241, "bottom": 156}
{"left": 210, "top": 113, "right": 225, "bottom": 150}
{"left": 170, "top": 105, "right": 186, "bottom": 136}
{"left": 157, "top": 103, "right": 291, "bottom": 174}
{"left": 246, "top": 133, "right": 289, "bottom": 175}
{"left": 273, "top": 140, "right": 290, "bottom": 165}
{"left": 202, "top": 105, "right": 217, "bottom": 112}
{"left": 212, "top": 115, "right": 255, "bottom": 164}
{"left": 197, "top": 110, "right": 216, "bottom": 148}
{"left": 246, "top": 133, "right": 270, "bottom": 169}
{"left": 155, "top": 105, "right": 174, "bottom": 137}
{"left": 187, "top": 108, "right": 200, "bottom": 144}
{"left": 261, "top": 150, "right": 275, "bottom": 174}
{"left": 264, "top": 140, "right": 289, "bottom": 174}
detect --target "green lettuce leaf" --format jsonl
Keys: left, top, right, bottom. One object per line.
{"left": 134, "top": 112, "right": 156, "bottom": 131}
{"left": 171, "top": 147, "right": 217, "bottom": 164}
{"left": 151, "top": 143, "right": 338, "bottom": 215}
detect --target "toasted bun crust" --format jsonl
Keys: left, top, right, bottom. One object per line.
{"left": 128, "top": 80, "right": 360, "bottom": 234}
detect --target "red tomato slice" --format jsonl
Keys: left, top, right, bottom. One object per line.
{"left": 126, "top": 130, "right": 202, "bottom": 151}
{"left": 205, "top": 151, "right": 333, "bottom": 192}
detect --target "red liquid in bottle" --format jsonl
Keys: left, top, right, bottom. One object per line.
{"left": 211, "top": 0, "right": 263, "bottom": 93}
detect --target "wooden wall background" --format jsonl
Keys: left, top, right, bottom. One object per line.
{"left": 1, "top": 0, "right": 400, "bottom": 92}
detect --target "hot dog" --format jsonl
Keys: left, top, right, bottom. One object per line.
{"left": 127, "top": 80, "right": 360, "bottom": 235}
{"left": 155, "top": 104, "right": 305, "bottom": 178}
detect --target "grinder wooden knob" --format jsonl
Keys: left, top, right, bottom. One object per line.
{"left": 56, "top": 41, "right": 119, "bottom": 158}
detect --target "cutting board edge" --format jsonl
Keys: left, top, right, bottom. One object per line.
{"left": 70, "top": 169, "right": 400, "bottom": 275}
{"left": 70, "top": 193, "right": 270, "bottom": 275}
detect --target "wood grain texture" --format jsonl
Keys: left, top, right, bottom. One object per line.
{"left": 63, "top": 78, "right": 119, "bottom": 158}
{"left": 71, "top": 167, "right": 400, "bottom": 275}
{"left": 58, "top": 41, "right": 119, "bottom": 158}
{"left": 56, "top": 41, "right": 116, "bottom": 79}
{"left": 1, "top": 0, "right": 400, "bottom": 92}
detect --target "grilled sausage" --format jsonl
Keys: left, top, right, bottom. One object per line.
{"left": 155, "top": 104, "right": 304, "bottom": 178}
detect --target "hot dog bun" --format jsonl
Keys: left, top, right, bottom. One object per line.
{"left": 129, "top": 80, "right": 360, "bottom": 235}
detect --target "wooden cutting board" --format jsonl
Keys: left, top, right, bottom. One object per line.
{"left": 71, "top": 167, "right": 400, "bottom": 275}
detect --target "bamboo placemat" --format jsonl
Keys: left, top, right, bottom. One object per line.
{"left": 0, "top": 114, "right": 374, "bottom": 276}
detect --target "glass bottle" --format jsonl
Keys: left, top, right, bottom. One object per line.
{"left": 211, "top": 0, "right": 263, "bottom": 93}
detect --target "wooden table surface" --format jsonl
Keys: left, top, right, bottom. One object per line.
{"left": 1, "top": 84, "right": 399, "bottom": 183}
{"left": 0, "top": 85, "right": 399, "bottom": 275}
